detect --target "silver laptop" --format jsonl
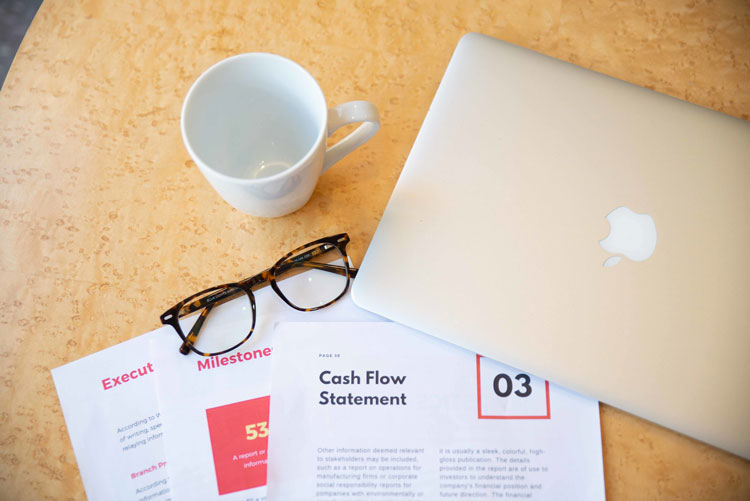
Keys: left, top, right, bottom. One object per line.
{"left": 352, "top": 33, "right": 750, "bottom": 458}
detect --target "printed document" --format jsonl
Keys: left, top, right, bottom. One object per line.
{"left": 152, "top": 280, "right": 382, "bottom": 500}
{"left": 51, "top": 327, "right": 175, "bottom": 501}
{"left": 267, "top": 322, "right": 605, "bottom": 500}
{"left": 52, "top": 269, "right": 380, "bottom": 501}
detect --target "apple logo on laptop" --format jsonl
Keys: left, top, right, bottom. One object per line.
{"left": 599, "top": 206, "right": 657, "bottom": 267}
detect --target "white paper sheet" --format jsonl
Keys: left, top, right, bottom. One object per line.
{"left": 51, "top": 327, "right": 175, "bottom": 501}
{"left": 153, "top": 279, "right": 383, "bottom": 500}
{"left": 267, "top": 322, "right": 606, "bottom": 500}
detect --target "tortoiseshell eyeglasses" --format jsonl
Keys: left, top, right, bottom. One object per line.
{"left": 159, "top": 233, "right": 357, "bottom": 356}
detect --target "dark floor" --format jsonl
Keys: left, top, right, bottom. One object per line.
{"left": 0, "top": 0, "right": 43, "bottom": 90}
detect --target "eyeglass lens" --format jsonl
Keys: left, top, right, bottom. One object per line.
{"left": 275, "top": 242, "right": 349, "bottom": 309}
{"left": 177, "top": 286, "right": 254, "bottom": 354}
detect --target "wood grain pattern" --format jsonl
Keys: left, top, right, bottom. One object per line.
{"left": 0, "top": 0, "right": 748, "bottom": 499}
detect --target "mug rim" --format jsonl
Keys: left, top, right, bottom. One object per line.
{"left": 180, "top": 52, "right": 327, "bottom": 184}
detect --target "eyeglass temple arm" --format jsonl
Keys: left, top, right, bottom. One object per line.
{"left": 179, "top": 302, "right": 214, "bottom": 355}
{"left": 178, "top": 285, "right": 244, "bottom": 317}
{"left": 276, "top": 260, "right": 358, "bottom": 278}
{"left": 275, "top": 243, "right": 358, "bottom": 277}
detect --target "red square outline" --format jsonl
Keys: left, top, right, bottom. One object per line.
{"left": 476, "top": 354, "right": 551, "bottom": 420}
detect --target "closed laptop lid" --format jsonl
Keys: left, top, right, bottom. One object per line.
{"left": 352, "top": 33, "right": 750, "bottom": 458}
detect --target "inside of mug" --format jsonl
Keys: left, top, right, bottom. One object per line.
{"left": 183, "top": 54, "right": 326, "bottom": 180}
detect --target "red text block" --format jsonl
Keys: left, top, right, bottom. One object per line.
{"left": 205, "top": 396, "right": 270, "bottom": 495}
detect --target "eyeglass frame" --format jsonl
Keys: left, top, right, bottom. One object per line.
{"left": 159, "top": 233, "right": 358, "bottom": 357}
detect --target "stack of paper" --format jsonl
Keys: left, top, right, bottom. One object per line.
{"left": 52, "top": 275, "right": 605, "bottom": 500}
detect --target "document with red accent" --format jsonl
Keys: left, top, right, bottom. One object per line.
{"left": 152, "top": 284, "right": 383, "bottom": 501}
{"left": 267, "top": 322, "right": 605, "bottom": 500}
{"left": 51, "top": 327, "right": 175, "bottom": 501}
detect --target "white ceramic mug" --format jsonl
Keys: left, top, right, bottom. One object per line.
{"left": 181, "top": 53, "right": 380, "bottom": 217}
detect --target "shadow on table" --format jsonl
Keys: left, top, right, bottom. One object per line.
{"left": 0, "top": 0, "right": 44, "bottom": 90}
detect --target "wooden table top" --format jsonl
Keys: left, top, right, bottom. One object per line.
{"left": 1, "top": 0, "right": 748, "bottom": 499}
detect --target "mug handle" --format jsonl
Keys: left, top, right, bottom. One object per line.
{"left": 322, "top": 100, "right": 380, "bottom": 173}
